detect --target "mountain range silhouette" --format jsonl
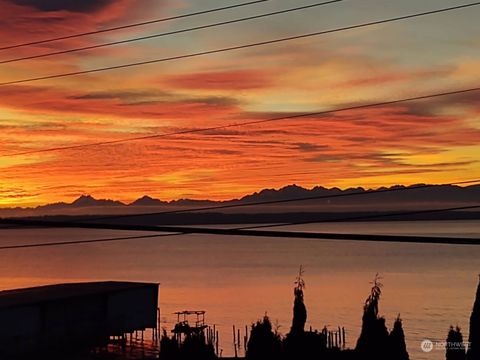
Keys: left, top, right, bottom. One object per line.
{"left": 1, "top": 184, "right": 479, "bottom": 218}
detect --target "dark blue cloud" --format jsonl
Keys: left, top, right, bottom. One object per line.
{"left": 11, "top": 0, "right": 115, "bottom": 12}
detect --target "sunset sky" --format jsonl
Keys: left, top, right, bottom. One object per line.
{"left": 0, "top": 0, "right": 479, "bottom": 207}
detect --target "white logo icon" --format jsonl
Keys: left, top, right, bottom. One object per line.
{"left": 421, "top": 339, "right": 434, "bottom": 352}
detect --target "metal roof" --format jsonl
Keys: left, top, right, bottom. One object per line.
{"left": 0, "top": 281, "right": 159, "bottom": 309}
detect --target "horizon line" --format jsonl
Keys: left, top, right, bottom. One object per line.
{"left": 1, "top": 180, "right": 478, "bottom": 211}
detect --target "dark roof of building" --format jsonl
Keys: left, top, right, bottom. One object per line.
{"left": 0, "top": 281, "right": 159, "bottom": 309}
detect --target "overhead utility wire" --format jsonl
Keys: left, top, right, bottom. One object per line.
{"left": 85, "top": 179, "right": 480, "bottom": 222}
{"left": 2, "top": 180, "right": 478, "bottom": 235}
{"left": 3, "top": 86, "right": 480, "bottom": 157}
{"left": 0, "top": 1, "right": 343, "bottom": 65}
{"left": 238, "top": 205, "right": 480, "bottom": 230}
{"left": 0, "top": 233, "right": 179, "bottom": 250}
{"left": 1, "top": 1, "right": 478, "bottom": 86}
{"left": 0, "top": 0, "right": 271, "bottom": 51}
{"left": 0, "top": 206, "right": 479, "bottom": 249}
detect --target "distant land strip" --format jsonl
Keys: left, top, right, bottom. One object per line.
{"left": 0, "top": 218, "right": 479, "bottom": 246}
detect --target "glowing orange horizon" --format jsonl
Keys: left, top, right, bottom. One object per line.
{"left": 0, "top": 0, "right": 479, "bottom": 208}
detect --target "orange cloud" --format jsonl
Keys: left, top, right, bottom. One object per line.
{"left": 0, "top": 1, "right": 479, "bottom": 207}
{"left": 337, "top": 68, "right": 453, "bottom": 89}
{"left": 0, "top": 85, "right": 241, "bottom": 123}
{"left": 1, "top": 99, "right": 479, "bottom": 206}
{"left": 165, "top": 70, "right": 273, "bottom": 91}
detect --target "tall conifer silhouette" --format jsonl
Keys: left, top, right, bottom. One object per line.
{"left": 356, "top": 274, "right": 389, "bottom": 359}
{"left": 447, "top": 326, "right": 466, "bottom": 360}
{"left": 467, "top": 276, "right": 480, "bottom": 360}
{"left": 389, "top": 315, "right": 409, "bottom": 360}
{"left": 290, "top": 265, "right": 307, "bottom": 335}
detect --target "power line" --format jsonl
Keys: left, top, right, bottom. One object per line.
{"left": 4, "top": 85, "right": 480, "bottom": 157}
{"left": 1, "top": 1, "right": 478, "bottom": 86}
{"left": 84, "top": 179, "right": 480, "bottom": 223}
{"left": 0, "top": 233, "right": 179, "bottom": 250}
{"left": 0, "top": 0, "right": 271, "bottom": 51}
{"left": 0, "top": 1, "right": 343, "bottom": 65}
{"left": 238, "top": 205, "right": 480, "bottom": 230}
{"left": 0, "top": 208, "right": 479, "bottom": 249}
{"left": 0, "top": 230, "right": 477, "bottom": 249}
{"left": 1, "top": 179, "right": 478, "bottom": 233}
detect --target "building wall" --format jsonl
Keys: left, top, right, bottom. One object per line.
{"left": 0, "top": 306, "right": 41, "bottom": 356}
{"left": 0, "top": 284, "right": 159, "bottom": 358}
{"left": 42, "top": 295, "right": 108, "bottom": 350}
{"left": 107, "top": 286, "right": 158, "bottom": 334}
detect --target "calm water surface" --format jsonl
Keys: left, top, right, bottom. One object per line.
{"left": 0, "top": 220, "right": 479, "bottom": 360}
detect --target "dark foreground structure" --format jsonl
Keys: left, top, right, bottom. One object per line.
{"left": 159, "top": 270, "right": 409, "bottom": 360}
{"left": 0, "top": 281, "right": 159, "bottom": 359}
{"left": 157, "top": 272, "right": 480, "bottom": 360}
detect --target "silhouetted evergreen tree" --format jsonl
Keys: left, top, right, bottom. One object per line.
{"left": 181, "top": 332, "right": 216, "bottom": 360}
{"left": 283, "top": 266, "right": 328, "bottom": 360}
{"left": 388, "top": 315, "right": 409, "bottom": 360}
{"left": 159, "top": 329, "right": 180, "bottom": 360}
{"left": 290, "top": 266, "right": 307, "bottom": 335}
{"left": 246, "top": 315, "right": 282, "bottom": 360}
{"left": 467, "top": 277, "right": 480, "bottom": 360}
{"left": 159, "top": 329, "right": 216, "bottom": 360}
{"left": 355, "top": 274, "right": 389, "bottom": 360}
{"left": 446, "top": 326, "right": 466, "bottom": 360}
{"left": 284, "top": 329, "right": 327, "bottom": 360}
